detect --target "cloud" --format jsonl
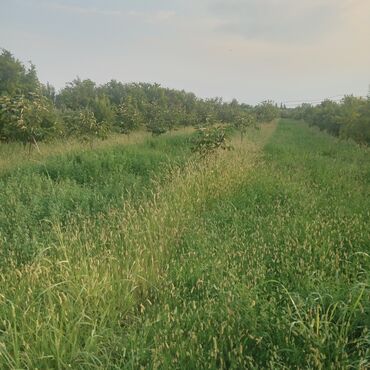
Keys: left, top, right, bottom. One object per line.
{"left": 3, "top": 0, "right": 369, "bottom": 102}
{"left": 207, "top": 0, "right": 347, "bottom": 43}
{"left": 23, "top": 0, "right": 123, "bottom": 17}
{"left": 20, "top": 0, "right": 177, "bottom": 24}
{"left": 128, "top": 9, "right": 177, "bottom": 23}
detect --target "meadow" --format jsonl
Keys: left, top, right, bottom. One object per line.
{"left": 0, "top": 120, "right": 369, "bottom": 369}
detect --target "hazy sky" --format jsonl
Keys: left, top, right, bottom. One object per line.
{"left": 1, "top": 0, "right": 369, "bottom": 105}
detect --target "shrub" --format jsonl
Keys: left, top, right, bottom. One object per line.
{"left": 0, "top": 92, "right": 58, "bottom": 149}
{"left": 192, "top": 125, "right": 232, "bottom": 157}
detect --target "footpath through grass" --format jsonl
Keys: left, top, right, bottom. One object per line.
{"left": 0, "top": 120, "right": 369, "bottom": 369}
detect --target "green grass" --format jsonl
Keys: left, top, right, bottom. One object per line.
{"left": 0, "top": 132, "right": 192, "bottom": 266}
{"left": 0, "top": 120, "right": 369, "bottom": 369}
{"left": 0, "top": 131, "right": 154, "bottom": 174}
{"left": 112, "top": 121, "right": 369, "bottom": 369}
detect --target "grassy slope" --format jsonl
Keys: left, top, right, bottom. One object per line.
{"left": 0, "top": 120, "right": 369, "bottom": 369}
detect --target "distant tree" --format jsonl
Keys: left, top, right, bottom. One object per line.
{"left": 92, "top": 94, "right": 115, "bottom": 125}
{"left": 144, "top": 101, "right": 169, "bottom": 136}
{"left": 115, "top": 96, "right": 143, "bottom": 134}
{"left": 63, "top": 108, "right": 109, "bottom": 144}
{"left": 311, "top": 100, "right": 340, "bottom": 136}
{"left": 22, "top": 63, "right": 39, "bottom": 95}
{"left": 339, "top": 96, "right": 370, "bottom": 144}
{"left": 288, "top": 96, "right": 370, "bottom": 145}
{"left": 100, "top": 79, "right": 128, "bottom": 105}
{"left": 56, "top": 78, "right": 96, "bottom": 110}
{"left": 195, "top": 99, "right": 218, "bottom": 127}
{"left": 41, "top": 82, "right": 56, "bottom": 103}
{"left": 234, "top": 112, "right": 257, "bottom": 141}
{"left": 0, "top": 49, "right": 40, "bottom": 96}
{"left": 255, "top": 101, "right": 280, "bottom": 122}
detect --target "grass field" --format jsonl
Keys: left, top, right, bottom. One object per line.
{"left": 0, "top": 120, "right": 369, "bottom": 369}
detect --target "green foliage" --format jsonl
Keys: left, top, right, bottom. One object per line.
{"left": 63, "top": 109, "right": 109, "bottom": 143}
{"left": 91, "top": 94, "right": 115, "bottom": 125}
{"left": 0, "top": 49, "right": 40, "bottom": 96}
{"left": 233, "top": 111, "right": 257, "bottom": 140}
{"left": 121, "top": 121, "right": 369, "bottom": 369}
{"left": 0, "top": 122, "right": 369, "bottom": 368}
{"left": 192, "top": 125, "right": 232, "bottom": 156}
{"left": 56, "top": 78, "right": 96, "bottom": 110}
{"left": 0, "top": 133, "right": 191, "bottom": 267}
{"left": 115, "top": 96, "right": 143, "bottom": 134}
{"left": 144, "top": 101, "right": 170, "bottom": 135}
{"left": 0, "top": 49, "right": 284, "bottom": 144}
{"left": 56, "top": 75, "right": 265, "bottom": 138}
{"left": 0, "top": 50, "right": 58, "bottom": 148}
{"left": 311, "top": 99, "right": 341, "bottom": 135}
{"left": 288, "top": 96, "right": 370, "bottom": 144}
{"left": 146, "top": 124, "right": 168, "bottom": 136}
{"left": 41, "top": 82, "right": 56, "bottom": 102}
{"left": 0, "top": 92, "right": 58, "bottom": 146}
{"left": 339, "top": 96, "right": 370, "bottom": 144}
{"left": 255, "top": 100, "right": 280, "bottom": 122}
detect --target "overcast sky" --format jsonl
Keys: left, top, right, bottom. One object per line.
{"left": 1, "top": 0, "right": 369, "bottom": 105}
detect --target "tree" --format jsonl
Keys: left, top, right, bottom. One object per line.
{"left": 41, "top": 82, "right": 56, "bottom": 103}
{"left": 255, "top": 101, "right": 280, "bottom": 122}
{"left": 144, "top": 101, "right": 169, "bottom": 136}
{"left": 339, "top": 96, "right": 370, "bottom": 144}
{"left": 234, "top": 112, "right": 256, "bottom": 141}
{"left": 0, "top": 92, "right": 58, "bottom": 150}
{"left": 92, "top": 94, "right": 115, "bottom": 125}
{"left": 100, "top": 79, "right": 127, "bottom": 105}
{"left": 63, "top": 109, "right": 109, "bottom": 144}
{"left": 192, "top": 126, "right": 232, "bottom": 157}
{"left": 56, "top": 78, "right": 96, "bottom": 110}
{"left": 0, "top": 49, "right": 40, "bottom": 96}
{"left": 310, "top": 100, "right": 340, "bottom": 136}
{"left": 115, "top": 96, "right": 142, "bottom": 134}
{"left": 288, "top": 96, "right": 370, "bottom": 145}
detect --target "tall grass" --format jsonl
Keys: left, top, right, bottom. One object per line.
{"left": 0, "top": 131, "right": 156, "bottom": 174}
{"left": 0, "top": 120, "right": 369, "bottom": 368}
{"left": 0, "top": 131, "right": 192, "bottom": 267}
{"left": 0, "top": 123, "right": 268, "bottom": 368}
{"left": 120, "top": 122, "right": 370, "bottom": 369}
{"left": 115, "top": 121, "right": 369, "bottom": 369}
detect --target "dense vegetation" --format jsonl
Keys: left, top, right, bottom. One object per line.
{"left": 0, "top": 49, "right": 279, "bottom": 147}
{"left": 0, "top": 48, "right": 369, "bottom": 368}
{"left": 3, "top": 48, "right": 369, "bottom": 147}
{"left": 283, "top": 95, "right": 370, "bottom": 144}
{"left": 2, "top": 49, "right": 369, "bottom": 147}
{"left": 0, "top": 120, "right": 369, "bottom": 368}
{"left": 0, "top": 132, "right": 192, "bottom": 267}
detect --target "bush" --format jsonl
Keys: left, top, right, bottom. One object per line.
{"left": 289, "top": 97, "right": 370, "bottom": 145}
{"left": 192, "top": 125, "right": 232, "bottom": 157}
{"left": 62, "top": 108, "right": 109, "bottom": 143}
{"left": 0, "top": 92, "right": 59, "bottom": 148}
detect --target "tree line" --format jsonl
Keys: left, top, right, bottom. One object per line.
{"left": 282, "top": 95, "right": 370, "bottom": 145}
{"left": 4, "top": 49, "right": 366, "bottom": 147}
{"left": 0, "top": 49, "right": 280, "bottom": 147}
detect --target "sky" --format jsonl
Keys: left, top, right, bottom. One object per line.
{"left": 1, "top": 0, "right": 369, "bottom": 105}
